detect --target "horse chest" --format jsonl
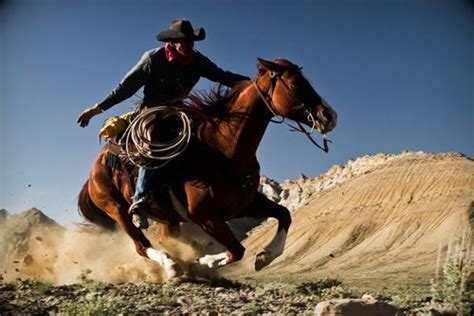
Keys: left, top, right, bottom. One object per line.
{"left": 186, "top": 168, "right": 260, "bottom": 219}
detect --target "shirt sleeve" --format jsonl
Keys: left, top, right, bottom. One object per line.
{"left": 97, "top": 52, "right": 151, "bottom": 111}
{"left": 199, "top": 54, "right": 250, "bottom": 87}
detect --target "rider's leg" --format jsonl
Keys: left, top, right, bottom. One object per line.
{"left": 129, "top": 167, "right": 157, "bottom": 229}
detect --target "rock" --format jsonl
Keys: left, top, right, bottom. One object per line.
{"left": 259, "top": 176, "right": 282, "bottom": 203}
{"left": 361, "top": 294, "right": 375, "bottom": 300}
{"left": 177, "top": 296, "right": 191, "bottom": 305}
{"left": 85, "top": 292, "right": 98, "bottom": 301}
{"left": 314, "top": 298, "right": 400, "bottom": 316}
{"left": 23, "top": 255, "right": 34, "bottom": 266}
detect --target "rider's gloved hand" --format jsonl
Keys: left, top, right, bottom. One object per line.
{"left": 77, "top": 104, "right": 103, "bottom": 127}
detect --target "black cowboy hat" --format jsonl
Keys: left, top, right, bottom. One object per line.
{"left": 157, "top": 19, "right": 206, "bottom": 42}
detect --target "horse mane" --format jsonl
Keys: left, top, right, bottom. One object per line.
{"left": 180, "top": 80, "right": 251, "bottom": 123}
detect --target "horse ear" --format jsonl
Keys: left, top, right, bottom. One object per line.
{"left": 257, "top": 58, "right": 284, "bottom": 73}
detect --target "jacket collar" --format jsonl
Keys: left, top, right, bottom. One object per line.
{"left": 164, "top": 43, "right": 196, "bottom": 66}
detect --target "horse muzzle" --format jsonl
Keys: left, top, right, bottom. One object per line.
{"left": 315, "top": 99, "right": 337, "bottom": 134}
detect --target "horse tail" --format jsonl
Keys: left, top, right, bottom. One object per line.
{"left": 78, "top": 180, "right": 116, "bottom": 230}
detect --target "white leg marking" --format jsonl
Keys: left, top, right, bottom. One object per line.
{"left": 146, "top": 248, "right": 183, "bottom": 278}
{"left": 198, "top": 252, "right": 229, "bottom": 269}
{"left": 255, "top": 229, "right": 287, "bottom": 271}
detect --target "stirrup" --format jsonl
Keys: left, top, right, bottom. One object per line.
{"left": 129, "top": 198, "right": 149, "bottom": 229}
{"left": 129, "top": 197, "right": 147, "bottom": 214}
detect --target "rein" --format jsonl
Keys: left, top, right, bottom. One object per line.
{"left": 252, "top": 73, "right": 332, "bottom": 153}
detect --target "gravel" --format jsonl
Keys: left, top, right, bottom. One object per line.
{"left": 0, "top": 277, "right": 321, "bottom": 315}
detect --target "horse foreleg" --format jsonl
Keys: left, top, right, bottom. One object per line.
{"left": 196, "top": 219, "right": 245, "bottom": 269}
{"left": 113, "top": 208, "right": 183, "bottom": 279}
{"left": 101, "top": 202, "right": 183, "bottom": 279}
{"left": 245, "top": 192, "right": 292, "bottom": 271}
{"left": 89, "top": 178, "right": 182, "bottom": 279}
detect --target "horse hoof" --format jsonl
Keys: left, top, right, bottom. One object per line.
{"left": 255, "top": 251, "right": 268, "bottom": 271}
{"left": 198, "top": 253, "right": 228, "bottom": 269}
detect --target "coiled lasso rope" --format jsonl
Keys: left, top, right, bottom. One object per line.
{"left": 123, "top": 106, "right": 192, "bottom": 169}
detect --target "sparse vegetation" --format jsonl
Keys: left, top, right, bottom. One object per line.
{"left": 295, "top": 277, "right": 343, "bottom": 296}
{"left": 27, "top": 278, "right": 54, "bottom": 295}
{"left": 430, "top": 241, "right": 473, "bottom": 315}
{"left": 156, "top": 285, "right": 179, "bottom": 307}
{"left": 319, "top": 285, "right": 354, "bottom": 300}
{"left": 257, "top": 281, "right": 287, "bottom": 296}
{"left": 245, "top": 301, "right": 268, "bottom": 314}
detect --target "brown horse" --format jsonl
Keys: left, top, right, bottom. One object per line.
{"left": 78, "top": 58, "right": 337, "bottom": 279}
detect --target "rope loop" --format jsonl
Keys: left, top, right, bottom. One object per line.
{"left": 122, "top": 107, "right": 192, "bottom": 169}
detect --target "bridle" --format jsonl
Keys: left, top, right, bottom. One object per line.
{"left": 253, "top": 68, "right": 332, "bottom": 153}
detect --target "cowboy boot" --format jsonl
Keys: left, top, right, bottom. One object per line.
{"left": 129, "top": 197, "right": 150, "bottom": 229}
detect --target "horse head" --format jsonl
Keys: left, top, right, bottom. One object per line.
{"left": 256, "top": 58, "right": 337, "bottom": 135}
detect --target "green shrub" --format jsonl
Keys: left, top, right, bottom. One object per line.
{"left": 431, "top": 243, "right": 473, "bottom": 315}
{"left": 257, "top": 281, "right": 287, "bottom": 296}
{"left": 156, "top": 286, "right": 178, "bottom": 307}
{"left": 27, "top": 278, "right": 54, "bottom": 295}
{"left": 320, "top": 285, "right": 353, "bottom": 300}
{"left": 295, "top": 278, "right": 343, "bottom": 296}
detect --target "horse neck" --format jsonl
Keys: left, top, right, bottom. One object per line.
{"left": 200, "top": 84, "right": 271, "bottom": 171}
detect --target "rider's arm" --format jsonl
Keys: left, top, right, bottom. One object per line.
{"left": 97, "top": 52, "right": 152, "bottom": 111}
{"left": 198, "top": 54, "right": 250, "bottom": 88}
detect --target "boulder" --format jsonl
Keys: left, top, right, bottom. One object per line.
{"left": 314, "top": 298, "right": 400, "bottom": 316}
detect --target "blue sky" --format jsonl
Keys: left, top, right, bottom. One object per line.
{"left": 1, "top": 0, "right": 472, "bottom": 226}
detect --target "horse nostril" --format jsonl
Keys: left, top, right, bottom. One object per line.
{"left": 318, "top": 108, "right": 329, "bottom": 124}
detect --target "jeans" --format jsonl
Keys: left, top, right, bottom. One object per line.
{"left": 133, "top": 167, "right": 158, "bottom": 202}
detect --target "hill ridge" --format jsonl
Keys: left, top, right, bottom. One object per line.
{"left": 260, "top": 151, "right": 469, "bottom": 212}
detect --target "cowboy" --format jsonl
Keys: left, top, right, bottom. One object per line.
{"left": 77, "top": 19, "right": 249, "bottom": 229}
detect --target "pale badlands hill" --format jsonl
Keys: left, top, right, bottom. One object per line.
{"left": 223, "top": 151, "right": 473, "bottom": 287}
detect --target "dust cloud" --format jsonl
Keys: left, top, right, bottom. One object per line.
{"left": 0, "top": 219, "right": 213, "bottom": 285}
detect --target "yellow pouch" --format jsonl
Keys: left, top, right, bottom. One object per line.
{"left": 120, "top": 111, "right": 135, "bottom": 123}
{"left": 99, "top": 111, "right": 135, "bottom": 139}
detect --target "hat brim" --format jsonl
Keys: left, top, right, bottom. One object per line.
{"left": 157, "top": 27, "right": 206, "bottom": 42}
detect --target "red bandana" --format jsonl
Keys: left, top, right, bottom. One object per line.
{"left": 164, "top": 43, "right": 195, "bottom": 66}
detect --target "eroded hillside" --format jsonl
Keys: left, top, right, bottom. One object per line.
{"left": 224, "top": 152, "right": 473, "bottom": 287}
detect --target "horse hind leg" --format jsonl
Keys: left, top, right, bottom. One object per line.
{"left": 245, "top": 192, "right": 292, "bottom": 271}
{"left": 195, "top": 219, "right": 245, "bottom": 269}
